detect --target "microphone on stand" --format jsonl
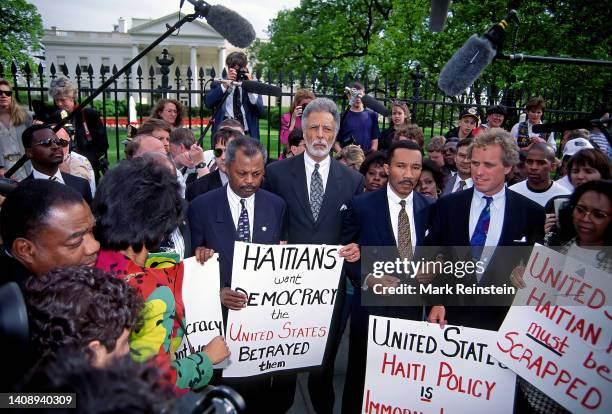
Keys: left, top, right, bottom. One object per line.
{"left": 437, "top": 10, "right": 519, "bottom": 97}
{"left": 185, "top": 0, "right": 256, "bottom": 48}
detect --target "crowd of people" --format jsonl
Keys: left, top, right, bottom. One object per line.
{"left": 0, "top": 51, "right": 611, "bottom": 414}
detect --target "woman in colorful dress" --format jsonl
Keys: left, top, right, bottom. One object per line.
{"left": 93, "top": 155, "right": 229, "bottom": 391}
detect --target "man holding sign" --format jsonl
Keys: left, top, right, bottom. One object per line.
{"left": 188, "top": 136, "right": 290, "bottom": 413}
{"left": 264, "top": 97, "right": 363, "bottom": 413}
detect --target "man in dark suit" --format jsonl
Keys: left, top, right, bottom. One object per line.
{"left": 186, "top": 129, "right": 244, "bottom": 202}
{"left": 341, "top": 140, "right": 434, "bottom": 413}
{"left": 263, "top": 97, "right": 363, "bottom": 414}
{"left": 427, "top": 128, "right": 545, "bottom": 331}
{"left": 21, "top": 124, "right": 92, "bottom": 203}
{"left": 441, "top": 137, "right": 473, "bottom": 196}
{"left": 188, "top": 137, "right": 290, "bottom": 413}
{"left": 205, "top": 52, "right": 264, "bottom": 140}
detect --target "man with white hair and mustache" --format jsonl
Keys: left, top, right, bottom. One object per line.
{"left": 264, "top": 97, "right": 364, "bottom": 413}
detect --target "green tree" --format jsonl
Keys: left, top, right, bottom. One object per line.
{"left": 0, "top": 0, "right": 44, "bottom": 69}
{"left": 252, "top": 0, "right": 611, "bottom": 99}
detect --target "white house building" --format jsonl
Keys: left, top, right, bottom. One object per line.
{"left": 42, "top": 14, "right": 243, "bottom": 106}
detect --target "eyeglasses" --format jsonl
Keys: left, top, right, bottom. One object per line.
{"left": 214, "top": 148, "right": 225, "bottom": 157}
{"left": 0, "top": 90, "right": 13, "bottom": 97}
{"left": 574, "top": 204, "right": 610, "bottom": 222}
{"left": 32, "top": 138, "right": 69, "bottom": 148}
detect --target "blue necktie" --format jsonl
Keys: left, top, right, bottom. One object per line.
{"left": 470, "top": 196, "right": 493, "bottom": 261}
{"left": 236, "top": 199, "right": 250, "bottom": 242}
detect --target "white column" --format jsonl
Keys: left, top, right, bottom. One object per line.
{"left": 217, "top": 46, "right": 226, "bottom": 77}
{"left": 190, "top": 46, "right": 198, "bottom": 107}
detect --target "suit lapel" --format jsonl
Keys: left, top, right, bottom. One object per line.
{"left": 458, "top": 188, "right": 474, "bottom": 245}
{"left": 252, "top": 191, "right": 271, "bottom": 243}
{"left": 291, "top": 154, "right": 315, "bottom": 225}
{"left": 376, "top": 187, "right": 397, "bottom": 246}
{"left": 316, "top": 157, "right": 343, "bottom": 225}
{"left": 413, "top": 192, "right": 428, "bottom": 245}
{"left": 214, "top": 192, "right": 236, "bottom": 262}
{"left": 498, "top": 188, "right": 517, "bottom": 245}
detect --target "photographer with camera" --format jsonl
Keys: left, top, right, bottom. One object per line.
{"left": 205, "top": 52, "right": 264, "bottom": 140}
{"left": 334, "top": 82, "right": 380, "bottom": 154}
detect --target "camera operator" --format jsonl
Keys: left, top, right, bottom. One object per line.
{"left": 205, "top": 52, "right": 264, "bottom": 140}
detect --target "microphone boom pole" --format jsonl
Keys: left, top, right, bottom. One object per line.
{"left": 496, "top": 54, "right": 612, "bottom": 67}
{"left": 5, "top": 10, "right": 207, "bottom": 178}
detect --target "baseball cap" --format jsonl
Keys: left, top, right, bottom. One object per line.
{"left": 459, "top": 107, "right": 480, "bottom": 124}
{"left": 562, "top": 138, "right": 594, "bottom": 157}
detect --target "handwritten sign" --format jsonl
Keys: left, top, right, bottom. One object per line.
{"left": 222, "top": 242, "right": 344, "bottom": 377}
{"left": 492, "top": 244, "right": 611, "bottom": 413}
{"left": 363, "top": 316, "right": 516, "bottom": 414}
{"left": 175, "top": 255, "right": 224, "bottom": 364}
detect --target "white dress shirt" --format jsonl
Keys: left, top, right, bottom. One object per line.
{"left": 304, "top": 152, "right": 330, "bottom": 198}
{"left": 227, "top": 184, "right": 255, "bottom": 240}
{"left": 510, "top": 120, "right": 556, "bottom": 149}
{"left": 32, "top": 168, "right": 64, "bottom": 184}
{"left": 469, "top": 187, "right": 506, "bottom": 279}
{"left": 221, "top": 84, "right": 259, "bottom": 133}
{"left": 452, "top": 176, "right": 473, "bottom": 193}
{"left": 219, "top": 170, "right": 229, "bottom": 186}
{"left": 387, "top": 184, "right": 417, "bottom": 253}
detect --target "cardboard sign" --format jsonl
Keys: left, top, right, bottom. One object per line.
{"left": 363, "top": 316, "right": 516, "bottom": 414}
{"left": 223, "top": 242, "right": 344, "bottom": 377}
{"left": 492, "top": 244, "right": 611, "bottom": 414}
{"left": 175, "top": 255, "right": 224, "bottom": 364}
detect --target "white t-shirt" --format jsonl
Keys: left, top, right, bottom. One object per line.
{"left": 555, "top": 175, "right": 573, "bottom": 192}
{"left": 509, "top": 180, "right": 571, "bottom": 206}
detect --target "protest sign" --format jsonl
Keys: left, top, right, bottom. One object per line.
{"left": 492, "top": 244, "right": 611, "bottom": 413}
{"left": 175, "top": 255, "right": 224, "bottom": 364}
{"left": 223, "top": 242, "right": 344, "bottom": 377}
{"left": 363, "top": 316, "right": 516, "bottom": 414}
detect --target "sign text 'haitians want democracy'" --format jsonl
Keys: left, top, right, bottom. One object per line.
{"left": 363, "top": 316, "right": 516, "bottom": 414}
{"left": 223, "top": 242, "right": 344, "bottom": 377}
{"left": 492, "top": 244, "right": 611, "bottom": 414}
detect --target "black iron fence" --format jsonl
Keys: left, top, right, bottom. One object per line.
{"left": 2, "top": 55, "right": 609, "bottom": 162}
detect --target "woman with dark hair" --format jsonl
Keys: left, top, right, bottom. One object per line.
{"left": 416, "top": 159, "right": 444, "bottom": 199}
{"left": 512, "top": 179, "right": 611, "bottom": 414}
{"left": 150, "top": 98, "right": 184, "bottom": 130}
{"left": 359, "top": 150, "right": 387, "bottom": 192}
{"left": 92, "top": 157, "right": 229, "bottom": 391}
{"left": 0, "top": 78, "right": 33, "bottom": 180}
{"left": 379, "top": 101, "right": 410, "bottom": 151}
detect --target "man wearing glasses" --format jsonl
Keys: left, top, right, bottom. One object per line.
{"left": 21, "top": 124, "right": 92, "bottom": 203}
{"left": 186, "top": 128, "right": 244, "bottom": 202}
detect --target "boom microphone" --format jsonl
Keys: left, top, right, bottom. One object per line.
{"left": 241, "top": 80, "right": 282, "bottom": 97}
{"left": 438, "top": 10, "right": 518, "bottom": 97}
{"left": 532, "top": 117, "right": 611, "bottom": 134}
{"left": 186, "top": 0, "right": 256, "bottom": 48}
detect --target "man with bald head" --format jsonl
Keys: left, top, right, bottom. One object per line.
{"left": 126, "top": 134, "right": 166, "bottom": 159}
{"left": 509, "top": 142, "right": 570, "bottom": 206}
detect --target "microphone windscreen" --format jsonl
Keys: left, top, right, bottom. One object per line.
{"left": 207, "top": 5, "right": 256, "bottom": 48}
{"left": 429, "top": 0, "right": 450, "bottom": 32}
{"left": 241, "top": 81, "right": 282, "bottom": 97}
{"left": 438, "top": 34, "right": 496, "bottom": 97}
{"left": 361, "top": 95, "right": 391, "bottom": 117}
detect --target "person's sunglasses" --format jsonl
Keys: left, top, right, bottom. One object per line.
{"left": 32, "top": 138, "right": 69, "bottom": 148}
{"left": 213, "top": 148, "right": 224, "bottom": 157}
{"left": 0, "top": 90, "right": 13, "bottom": 97}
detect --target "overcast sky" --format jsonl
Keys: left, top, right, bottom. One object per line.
{"left": 29, "top": 0, "right": 300, "bottom": 39}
